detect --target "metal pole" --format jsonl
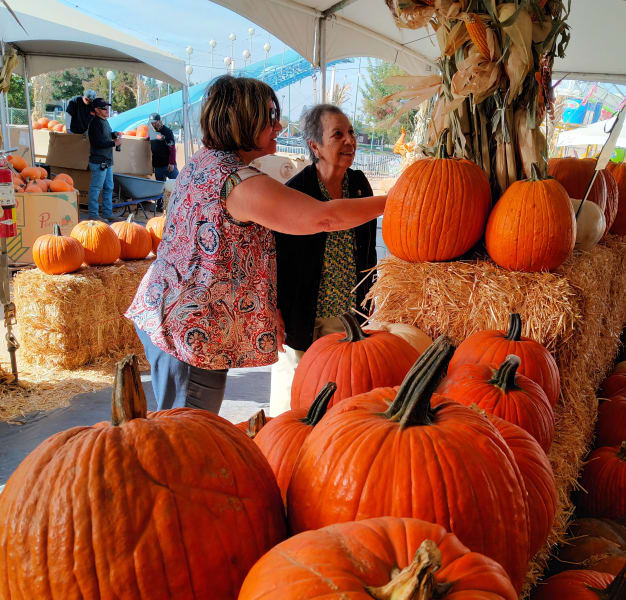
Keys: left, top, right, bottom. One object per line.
{"left": 182, "top": 84, "right": 191, "bottom": 161}
{"left": 352, "top": 57, "right": 361, "bottom": 124}
{"left": 319, "top": 18, "right": 327, "bottom": 106}
{"left": 22, "top": 57, "right": 35, "bottom": 167}
{"left": 288, "top": 83, "right": 291, "bottom": 135}
{"left": 0, "top": 44, "right": 9, "bottom": 149}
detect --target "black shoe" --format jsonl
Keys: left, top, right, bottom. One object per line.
{"left": 104, "top": 216, "right": 123, "bottom": 223}
{"left": 155, "top": 200, "right": 164, "bottom": 213}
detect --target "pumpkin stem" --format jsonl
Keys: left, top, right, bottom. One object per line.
{"left": 366, "top": 539, "right": 453, "bottom": 600}
{"left": 111, "top": 354, "right": 147, "bottom": 425}
{"left": 588, "top": 564, "right": 626, "bottom": 599}
{"left": 505, "top": 313, "right": 522, "bottom": 341}
{"left": 53, "top": 224, "right": 62, "bottom": 236}
{"left": 243, "top": 409, "right": 268, "bottom": 439}
{"left": 340, "top": 312, "right": 369, "bottom": 342}
{"left": 530, "top": 163, "right": 543, "bottom": 181}
{"left": 126, "top": 213, "right": 134, "bottom": 223}
{"left": 435, "top": 130, "right": 450, "bottom": 160}
{"left": 488, "top": 355, "right": 521, "bottom": 392}
{"left": 385, "top": 336, "right": 454, "bottom": 429}
{"left": 617, "top": 442, "right": 626, "bottom": 462}
{"left": 302, "top": 382, "right": 337, "bottom": 426}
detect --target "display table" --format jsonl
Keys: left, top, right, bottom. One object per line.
{"left": 367, "top": 235, "right": 626, "bottom": 593}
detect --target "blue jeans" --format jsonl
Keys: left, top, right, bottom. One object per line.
{"left": 154, "top": 165, "right": 179, "bottom": 181}
{"left": 134, "top": 324, "right": 227, "bottom": 413}
{"left": 88, "top": 162, "right": 114, "bottom": 219}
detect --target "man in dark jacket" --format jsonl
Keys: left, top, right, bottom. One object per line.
{"left": 65, "top": 89, "right": 97, "bottom": 134}
{"left": 270, "top": 104, "right": 378, "bottom": 416}
{"left": 149, "top": 113, "right": 178, "bottom": 211}
{"left": 87, "top": 98, "right": 121, "bottom": 222}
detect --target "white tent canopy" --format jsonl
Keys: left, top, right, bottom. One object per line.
{"left": 211, "top": 0, "right": 626, "bottom": 84}
{"left": 556, "top": 116, "right": 626, "bottom": 148}
{"left": 1, "top": 0, "right": 187, "bottom": 85}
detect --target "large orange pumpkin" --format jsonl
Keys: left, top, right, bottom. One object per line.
{"left": 487, "top": 415, "right": 556, "bottom": 558}
{"left": 146, "top": 213, "right": 166, "bottom": 254}
{"left": 290, "top": 313, "right": 420, "bottom": 410}
{"left": 239, "top": 517, "right": 517, "bottom": 600}
{"left": 0, "top": 355, "right": 287, "bottom": 600}
{"left": 436, "top": 354, "right": 555, "bottom": 452}
{"left": 485, "top": 164, "right": 576, "bottom": 272}
{"left": 448, "top": 313, "right": 561, "bottom": 408}
{"left": 111, "top": 214, "right": 152, "bottom": 260}
{"left": 70, "top": 220, "right": 121, "bottom": 265}
{"left": 532, "top": 569, "right": 622, "bottom": 600}
{"left": 382, "top": 154, "right": 491, "bottom": 262}
{"left": 578, "top": 443, "right": 626, "bottom": 520}
{"left": 255, "top": 382, "right": 336, "bottom": 504}
{"left": 32, "top": 224, "right": 85, "bottom": 275}
{"left": 287, "top": 338, "right": 531, "bottom": 592}
{"left": 548, "top": 157, "right": 606, "bottom": 207}
{"left": 606, "top": 161, "right": 626, "bottom": 235}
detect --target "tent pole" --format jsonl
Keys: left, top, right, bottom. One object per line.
{"left": 0, "top": 43, "right": 9, "bottom": 148}
{"left": 182, "top": 84, "right": 190, "bottom": 161}
{"left": 319, "top": 18, "right": 327, "bottom": 104}
{"left": 22, "top": 57, "right": 36, "bottom": 167}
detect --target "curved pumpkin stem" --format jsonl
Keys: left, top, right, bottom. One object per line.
{"left": 488, "top": 354, "right": 521, "bottom": 392}
{"left": 505, "top": 313, "right": 522, "bottom": 341}
{"left": 366, "top": 539, "right": 453, "bottom": 600}
{"left": 53, "top": 224, "right": 62, "bottom": 236}
{"left": 301, "top": 382, "right": 337, "bottom": 426}
{"left": 340, "top": 312, "right": 369, "bottom": 342}
{"left": 385, "top": 336, "right": 454, "bottom": 428}
{"left": 112, "top": 354, "right": 147, "bottom": 425}
{"left": 126, "top": 213, "right": 135, "bottom": 223}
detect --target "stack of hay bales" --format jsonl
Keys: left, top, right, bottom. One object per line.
{"left": 366, "top": 234, "right": 626, "bottom": 592}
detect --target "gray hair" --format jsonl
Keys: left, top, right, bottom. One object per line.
{"left": 301, "top": 104, "right": 347, "bottom": 163}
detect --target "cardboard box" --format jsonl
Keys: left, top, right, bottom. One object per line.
{"left": 6, "top": 126, "right": 50, "bottom": 164}
{"left": 9, "top": 192, "right": 79, "bottom": 264}
{"left": 113, "top": 137, "right": 152, "bottom": 175}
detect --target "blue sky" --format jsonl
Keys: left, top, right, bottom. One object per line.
{"left": 58, "top": 0, "right": 372, "bottom": 123}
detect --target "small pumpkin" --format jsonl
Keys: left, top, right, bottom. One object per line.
{"left": 49, "top": 179, "right": 73, "bottom": 192}
{"left": 7, "top": 154, "right": 27, "bottom": 172}
{"left": 136, "top": 124, "right": 149, "bottom": 138}
{"left": 124, "top": 129, "right": 137, "bottom": 137}
{"left": 70, "top": 220, "right": 121, "bottom": 265}
{"left": 36, "top": 117, "right": 50, "bottom": 128}
{"left": 596, "top": 383, "right": 626, "bottom": 448}
{"left": 531, "top": 568, "right": 624, "bottom": 600}
{"left": 602, "top": 373, "right": 626, "bottom": 398}
{"left": 54, "top": 173, "right": 74, "bottom": 187}
{"left": 33, "top": 224, "right": 85, "bottom": 275}
{"left": 485, "top": 164, "right": 576, "bottom": 272}
{"left": 571, "top": 198, "right": 606, "bottom": 251}
{"left": 146, "top": 212, "right": 166, "bottom": 254}
{"left": 111, "top": 214, "right": 152, "bottom": 260}
{"left": 606, "top": 161, "right": 626, "bottom": 235}
{"left": 52, "top": 123, "right": 64, "bottom": 132}
{"left": 448, "top": 313, "right": 561, "bottom": 408}
{"left": 39, "top": 178, "right": 52, "bottom": 192}
{"left": 255, "top": 382, "right": 336, "bottom": 504}
{"left": 24, "top": 181, "right": 44, "bottom": 193}
{"left": 20, "top": 166, "right": 41, "bottom": 182}
{"left": 436, "top": 354, "right": 555, "bottom": 452}
{"left": 239, "top": 517, "right": 517, "bottom": 600}
{"left": 366, "top": 320, "right": 432, "bottom": 354}
{"left": 577, "top": 442, "right": 626, "bottom": 520}
{"left": 46, "top": 120, "right": 60, "bottom": 130}
{"left": 290, "top": 312, "right": 420, "bottom": 411}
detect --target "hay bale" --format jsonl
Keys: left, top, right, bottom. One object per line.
{"left": 14, "top": 259, "right": 153, "bottom": 369}
{"left": 366, "top": 234, "right": 626, "bottom": 594}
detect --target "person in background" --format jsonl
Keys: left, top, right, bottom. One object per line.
{"left": 65, "top": 89, "right": 97, "bottom": 134}
{"left": 269, "top": 104, "right": 378, "bottom": 416}
{"left": 148, "top": 113, "right": 178, "bottom": 211}
{"left": 125, "top": 75, "right": 387, "bottom": 415}
{"left": 87, "top": 98, "right": 122, "bottom": 223}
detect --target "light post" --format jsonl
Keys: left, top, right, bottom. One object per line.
{"left": 106, "top": 70, "right": 115, "bottom": 109}
{"left": 223, "top": 56, "right": 232, "bottom": 73}
{"left": 185, "top": 64, "right": 193, "bottom": 84}
{"left": 242, "top": 49, "right": 251, "bottom": 71}
{"left": 209, "top": 39, "right": 216, "bottom": 80}
{"left": 263, "top": 42, "right": 271, "bottom": 80}
{"left": 156, "top": 79, "right": 162, "bottom": 112}
{"left": 185, "top": 46, "right": 193, "bottom": 82}
{"left": 248, "top": 27, "right": 254, "bottom": 52}
{"left": 229, "top": 33, "right": 236, "bottom": 61}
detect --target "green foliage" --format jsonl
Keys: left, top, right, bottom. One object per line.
{"left": 48, "top": 68, "right": 92, "bottom": 101}
{"left": 8, "top": 74, "right": 31, "bottom": 108}
{"left": 359, "top": 59, "right": 416, "bottom": 143}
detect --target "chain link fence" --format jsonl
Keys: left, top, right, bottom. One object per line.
{"left": 7, "top": 108, "right": 28, "bottom": 125}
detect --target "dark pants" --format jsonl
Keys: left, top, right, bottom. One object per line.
{"left": 135, "top": 324, "right": 227, "bottom": 413}
{"left": 154, "top": 165, "right": 179, "bottom": 181}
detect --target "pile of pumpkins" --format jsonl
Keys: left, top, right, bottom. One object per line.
{"left": 32, "top": 213, "right": 166, "bottom": 275}
{"left": 8, "top": 310, "right": 625, "bottom": 599}
{"left": 7, "top": 155, "right": 74, "bottom": 194}
{"left": 383, "top": 154, "right": 626, "bottom": 272}
{"left": 122, "top": 124, "right": 149, "bottom": 138}
{"left": 32, "top": 116, "right": 67, "bottom": 133}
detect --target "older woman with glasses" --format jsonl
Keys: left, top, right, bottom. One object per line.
{"left": 126, "top": 77, "right": 387, "bottom": 414}
{"left": 269, "top": 104, "right": 378, "bottom": 416}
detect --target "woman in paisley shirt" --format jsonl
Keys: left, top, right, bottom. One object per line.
{"left": 126, "top": 75, "right": 387, "bottom": 413}
{"left": 269, "top": 104, "right": 378, "bottom": 416}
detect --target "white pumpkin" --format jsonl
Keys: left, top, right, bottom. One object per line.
{"left": 570, "top": 198, "right": 606, "bottom": 251}
{"left": 366, "top": 321, "right": 432, "bottom": 355}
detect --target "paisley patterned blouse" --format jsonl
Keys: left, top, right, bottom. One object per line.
{"left": 125, "top": 148, "right": 280, "bottom": 370}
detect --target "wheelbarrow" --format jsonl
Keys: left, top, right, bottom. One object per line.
{"left": 112, "top": 174, "right": 165, "bottom": 219}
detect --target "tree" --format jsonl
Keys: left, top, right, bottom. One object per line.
{"left": 7, "top": 74, "right": 32, "bottom": 108}
{"left": 48, "top": 69, "right": 91, "bottom": 101}
{"left": 359, "top": 59, "right": 416, "bottom": 144}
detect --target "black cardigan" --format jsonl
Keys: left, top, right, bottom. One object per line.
{"left": 275, "top": 164, "right": 378, "bottom": 351}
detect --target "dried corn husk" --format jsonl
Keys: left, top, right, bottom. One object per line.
{"left": 451, "top": 51, "right": 501, "bottom": 103}
{"left": 498, "top": 4, "right": 534, "bottom": 102}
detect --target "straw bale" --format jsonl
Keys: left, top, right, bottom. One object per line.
{"left": 367, "top": 234, "right": 626, "bottom": 595}
{"left": 13, "top": 259, "right": 153, "bottom": 369}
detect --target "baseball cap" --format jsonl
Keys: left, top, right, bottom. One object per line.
{"left": 149, "top": 113, "right": 161, "bottom": 122}
{"left": 84, "top": 89, "right": 97, "bottom": 100}
{"left": 92, "top": 98, "right": 112, "bottom": 109}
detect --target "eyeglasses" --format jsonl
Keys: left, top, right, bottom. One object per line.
{"left": 269, "top": 107, "right": 279, "bottom": 125}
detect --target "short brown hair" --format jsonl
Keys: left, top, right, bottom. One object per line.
{"left": 200, "top": 75, "right": 280, "bottom": 151}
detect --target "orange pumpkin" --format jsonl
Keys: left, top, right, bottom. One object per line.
{"left": 46, "top": 120, "right": 60, "bottom": 130}
{"left": 607, "top": 161, "right": 626, "bottom": 235}
{"left": 239, "top": 517, "right": 517, "bottom": 600}
{"left": 111, "top": 214, "right": 152, "bottom": 260}
{"left": 532, "top": 569, "right": 622, "bottom": 600}
{"left": 136, "top": 124, "right": 149, "bottom": 138}
{"left": 33, "top": 224, "right": 84, "bottom": 275}
{"left": 24, "top": 182, "right": 44, "bottom": 193}
{"left": 290, "top": 313, "right": 420, "bottom": 410}
{"left": 70, "top": 220, "right": 121, "bottom": 265}
{"left": 52, "top": 123, "right": 64, "bottom": 132}
{"left": 485, "top": 164, "right": 575, "bottom": 272}
{"left": 0, "top": 355, "right": 287, "bottom": 600}
{"left": 49, "top": 179, "right": 73, "bottom": 192}
{"left": 145, "top": 213, "right": 166, "bottom": 254}
{"left": 54, "top": 173, "right": 74, "bottom": 187}
{"left": 602, "top": 168, "right": 620, "bottom": 237}
{"left": 383, "top": 153, "right": 491, "bottom": 262}
{"left": 548, "top": 157, "right": 606, "bottom": 208}
{"left": 7, "top": 154, "right": 27, "bottom": 172}
{"left": 124, "top": 129, "right": 137, "bottom": 137}
{"left": 19, "top": 166, "right": 41, "bottom": 182}
{"left": 36, "top": 117, "right": 50, "bottom": 128}
{"left": 38, "top": 179, "right": 51, "bottom": 192}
